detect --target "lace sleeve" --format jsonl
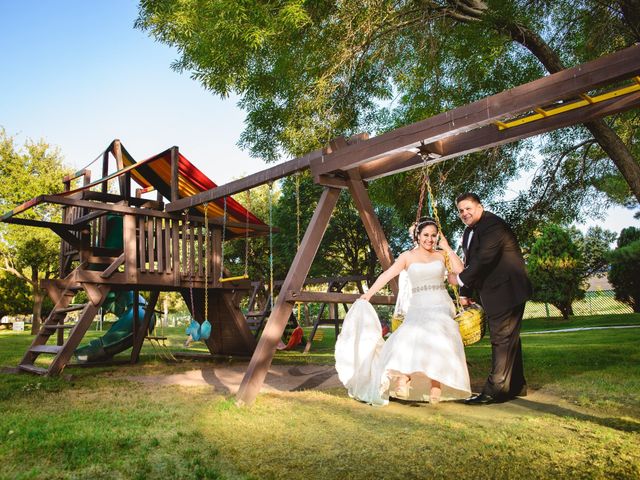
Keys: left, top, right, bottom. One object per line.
{"left": 392, "top": 269, "right": 412, "bottom": 319}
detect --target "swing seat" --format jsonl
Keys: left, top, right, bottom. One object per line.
{"left": 277, "top": 326, "right": 304, "bottom": 351}
{"left": 186, "top": 319, "right": 201, "bottom": 341}
{"left": 219, "top": 274, "right": 250, "bottom": 283}
{"left": 200, "top": 319, "right": 212, "bottom": 340}
{"left": 455, "top": 304, "right": 486, "bottom": 346}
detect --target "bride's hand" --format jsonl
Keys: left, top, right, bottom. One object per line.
{"left": 438, "top": 233, "right": 452, "bottom": 251}
{"left": 359, "top": 294, "right": 371, "bottom": 302}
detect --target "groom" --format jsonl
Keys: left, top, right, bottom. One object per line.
{"left": 448, "top": 193, "right": 532, "bottom": 405}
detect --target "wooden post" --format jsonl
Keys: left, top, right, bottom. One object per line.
{"left": 170, "top": 147, "right": 179, "bottom": 202}
{"left": 101, "top": 149, "right": 109, "bottom": 193}
{"left": 130, "top": 291, "right": 160, "bottom": 363}
{"left": 132, "top": 291, "right": 140, "bottom": 356}
{"left": 346, "top": 171, "right": 398, "bottom": 295}
{"left": 236, "top": 187, "right": 341, "bottom": 405}
{"left": 123, "top": 214, "right": 138, "bottom": 284}
{"left": 113, "top": 140, "right": 130, "bottom": 200}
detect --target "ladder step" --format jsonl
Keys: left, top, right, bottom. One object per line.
{"left": 18, "top": 364, "right": 48, "bottom": 375}
{"left": 41, "top": 324, "right": 74, "bottom": 330}
{"left": 54, "top": 304, "right": 87, "bottom": 314}
{"left": 30, "top": 345, "right": 63, "bottom": 354}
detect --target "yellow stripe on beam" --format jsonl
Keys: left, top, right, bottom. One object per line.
{"left": 495, "top": 80, "right": 640, "bottom": 130}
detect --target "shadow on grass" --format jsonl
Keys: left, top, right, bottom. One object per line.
{"left": 511, "top": 397, "right": 640, "bottom": 433}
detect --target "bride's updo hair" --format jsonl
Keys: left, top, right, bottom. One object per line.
{"left": 412, "top": 216, "right": 438, "bottom": 242}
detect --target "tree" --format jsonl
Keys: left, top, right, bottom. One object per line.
{"left": 0, "top": 271, "right": 32, "bottom": 319}
{"left": 527, "top": 224, "right": 586, "bottom": 319}
{"left": 136, "top": 0, "right": 640, "bottom": 241}
{"left": 0, "top": 129, "right": 71, "bottom": 333}
{"left": 608, "top": 226, "right": 640, "bottom": 312}
{"left": 569, "top": 226, "right": 617, "bottom": 279}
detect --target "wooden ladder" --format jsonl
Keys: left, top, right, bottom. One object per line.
{"left": 18, "top": 264, "right": 110, "bottom": 376}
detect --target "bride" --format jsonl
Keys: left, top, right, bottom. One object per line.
{"left": 335, "top": 217, "right": 471, "bottom": 405}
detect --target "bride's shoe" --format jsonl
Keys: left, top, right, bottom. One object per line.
{"left": 395, "top": 377, "right": 411, "bottom": 399}
{"left": 430, "top": 386, "right": 441, "bottom": 405}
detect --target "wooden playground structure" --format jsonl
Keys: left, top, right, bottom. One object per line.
{"left": 2, "top": 45, "right": 639, "bottom": 405}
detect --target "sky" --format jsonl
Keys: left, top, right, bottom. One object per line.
{"left": 1, "top": 1, "right": 638, "bottom": 237}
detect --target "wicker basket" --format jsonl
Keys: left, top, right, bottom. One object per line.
{"left": 454, "top": 304, "right": 486, "bottom": 346}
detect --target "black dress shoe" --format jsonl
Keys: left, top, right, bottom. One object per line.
{"left": 513, "top": 385, "right": 528, "bottom": 397}
{"left": 464, "top": 393, "right": 496, "bottom": 405}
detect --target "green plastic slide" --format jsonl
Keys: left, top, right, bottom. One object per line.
{"left": 75, "top": 290, "right": 155, "bottom": 363}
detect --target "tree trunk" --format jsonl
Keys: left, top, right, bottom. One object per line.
{"left": 500, "top": 20, "right": 640, "bottom": 203}
{"left": 31, "top": 283, "right": 43, "bottom": 335}
{"left": 556, "top": 302, "right": 571, "bottom": 320}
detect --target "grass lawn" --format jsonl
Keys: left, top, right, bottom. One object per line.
{"left": 1, "top": 313, "right": 639, "bottom": 479}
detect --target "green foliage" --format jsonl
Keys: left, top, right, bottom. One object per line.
{"left": 0, "top": 128, "right": 71, "bottom": 325}
{"left": 608, "top": 226, "right": 640, "bottom": 312}
{"left": 569, "top": 226, "right": 616, "bottom": 278}
{"left": 137, "top": 0, "right": 640, "bottom": 243}
{"left": 527, "top": 224, "right": 586, "bottom": 319}
{"left": 0, "top": 271, "right": 31, "bottom": 317}
{"left": 272, "top": 173, "right": 407, "bottom": 282}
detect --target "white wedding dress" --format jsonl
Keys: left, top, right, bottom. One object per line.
{"left": 335, "top": 260, "right": 471, "bottom": 405}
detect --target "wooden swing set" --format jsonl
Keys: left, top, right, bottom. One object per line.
{"left": 1, "top": 45, "right": 638, "bottom": 406}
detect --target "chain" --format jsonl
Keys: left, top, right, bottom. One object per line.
{"left": 268, "top": 182, "right": 274, "bottom": 311}
{"left": 295, "top": 173, "right": 301, "bottom": 247}
{"left": 420, "top": 159, "right": 462, "bottom": 312}
{"left": 220, "top": 196, "right": 227, "bottom": 278}
{"left": 185, "top": 211, "right": 196, "bottom": 318}
{"left": 244, "top": 190, "right": 250, "bottom": 277}
{"left": 415, "top": 155, "right": 429, "bottom": 226}
{"left": 204, "top": 203, "right": 209, "bottom": 321}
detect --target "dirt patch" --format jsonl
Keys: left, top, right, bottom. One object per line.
{"left": 126, "top": 364, "right": 343, "bottom": 395}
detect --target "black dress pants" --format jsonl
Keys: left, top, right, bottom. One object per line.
{"left": 482, "top": 303, "right": 526, "bottom": 399}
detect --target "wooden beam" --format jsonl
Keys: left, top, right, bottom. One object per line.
{"left": 313, "top": 174, "right": 349, "bottom": 189}
{"left": 286, "top": 290, "right": 396, "bottom": 305}
{"left": 360, "top": 89, "right": 640, "bottom": 180}
{"left": 166, "top": 148, "right": 324, "bottom": 212}
{"left": 236, "top": 187, "right": 341, "bottom": 405}
{"left": 347, "top": 172, "right": 399, "bottom": 295}
{"left": 311, "top": 44, "right": 640, "bottom": 177}
{"left": 100, "top": 253, "right": 125, "bottom": 279}
{"left": 38, "top": 195, "right": 271, "bottom": 232}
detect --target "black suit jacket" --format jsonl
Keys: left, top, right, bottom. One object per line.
{"left": 459, "top": 211, "right": 532, "bottom": 316}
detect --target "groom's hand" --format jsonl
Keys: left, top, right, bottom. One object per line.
{"left": 459, "top": 297, "right": 471, "bottom": 306}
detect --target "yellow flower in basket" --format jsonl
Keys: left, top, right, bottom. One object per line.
{"left": 390, "top": 315, "right": 404, "bottom": 332}
{"left": 454, "top": 304, "right": 486, "bottom": 346}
